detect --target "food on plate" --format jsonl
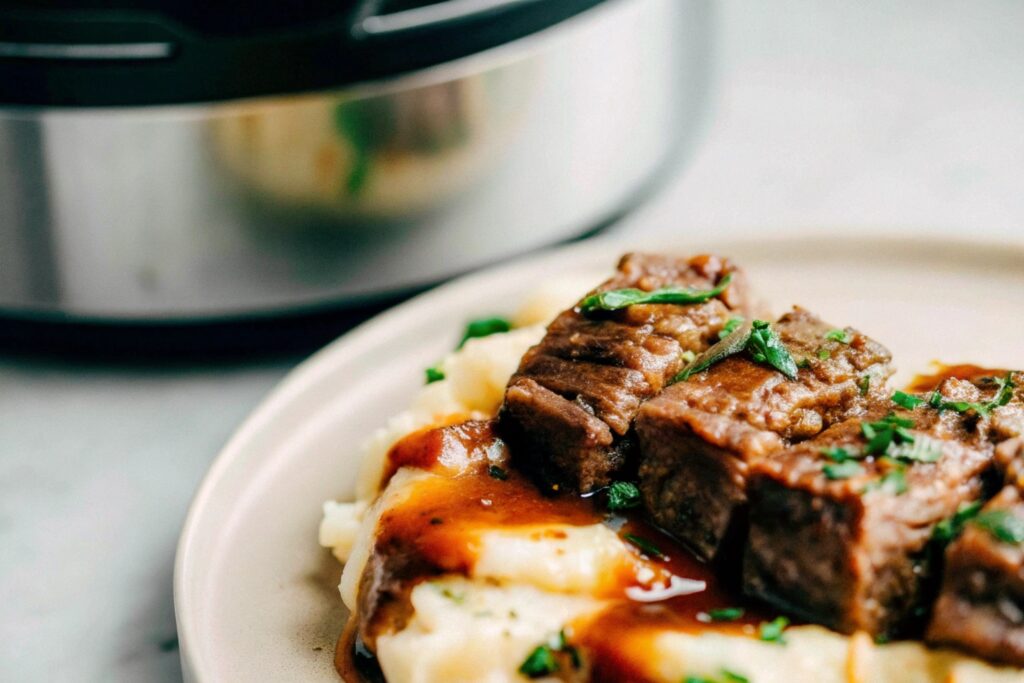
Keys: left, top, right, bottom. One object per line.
{"left": 320, "top": 252, "right": 1024, "bottom": 682}
{"left": 635, "top": 307, "right": 893, "bottom": 563}
{"left": 500, "top": 253, "right": 754, "bottom": 493}
{"left": 926, "top": 437, "right": 1024, "bottom": 666}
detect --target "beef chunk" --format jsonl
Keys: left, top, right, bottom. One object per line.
{"left": 744, "top": 403, "right": 994, "bottom": 638}
{"left": 499, "top": 253, "right": 753, "bottom": 492}
{"left": 926, "top": 439, "right": 1024, "bottom": 666}
{"left": 634, "top": 308, "right": 892, "bottom": 561}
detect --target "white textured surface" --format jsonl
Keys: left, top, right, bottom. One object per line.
{"left": 3, "top": 1, "right": 1024, "bottom": 680}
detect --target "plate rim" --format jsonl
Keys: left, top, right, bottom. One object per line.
{"left": 173, "top": 232, "right": 1024, "bottom": 682}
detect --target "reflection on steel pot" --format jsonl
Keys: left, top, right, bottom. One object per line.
{"left": 0, "top": 0, "right": 712, "bottom": 322}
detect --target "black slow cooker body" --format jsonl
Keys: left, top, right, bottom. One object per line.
{"left": 0, "top": 0, "right": 605, "bottom": 107}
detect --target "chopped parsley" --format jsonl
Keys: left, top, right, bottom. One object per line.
{"left": 861, "top": 413, "right": 918, "bottom": 457}
{"left": 825, "top": 328, "right": 851, "bottom": 344}
{"left": 758, "top": 616, "right": 790, "bottom": 644}
{"left": 859, "top": 375, "right": 871, "bottom": 396}
{"left": 703, "top": 607, "right": 745, "bottom": 622}
{"left": 425, "top": 365, "right": 445, "bottom": 383}
{"left": 578, "top": 273, "right": 733, "bottom": 315}
{"left": 719, "top": 315, "right": 745, "bottom": 340}
{"left": 488, "top": 465, "right": 508, "bottom": 481}
{"left": 519, "top": 630, "right": 580, "bottom": 678}
{"left": 972, "top": 509, "right": 1024, "bottom": 545}
{"left": 685, "top": 671, "right": 750, "bottom": 683}
{"left": 894, "top": 373, "right": 1017, "bottom": 418}
{"left": 677, "top": 318, "right": 800, "bottom": 382}
{"left": 821, "top": 446, "right": 863, "bottom": 462}
{"left": 747, "top": 320, "right": 800, "bottom": 379}
{"left": 817, "top": 348, "right": 831, "bottom": 360}
{"left": 824, "top": 460, "right": 864, "bottom": 480}
{"left": 458, "top": 316, "right": 512, "bottom": 348}
{"left": 518, "top": 644, "right": 558, "bottom": 678}
{"left": 891, "top": 391, "right": 926, "bottom": 410}
{"left": 623, "top": 533, "right": 666, "bottom": 560}
{"left": 863, "top": 466, "right": 908, "bottom": 496}
{"left": 932, "top": 501, "right": 984, "bottom": 545}
{"left": 606, "top": 481, "right": 642, "bottom": 511}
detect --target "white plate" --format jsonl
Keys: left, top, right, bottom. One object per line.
{"left": 174, "top": 235, "right": 1024, "bottom": 683}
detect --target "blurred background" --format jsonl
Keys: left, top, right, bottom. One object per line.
{"left": 1, "top": 0, "right": 1022, "bottom": 680}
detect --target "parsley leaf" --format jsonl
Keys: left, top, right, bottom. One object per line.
{"left": 932, "top": 501, "right": 984, "bottom": 545}
{"left": 891, "top": 391, "right": 926, "bottom": 410}
{"left": 859, "top": 375, "right": 871, "bottom": 396}
{"left": 705, "top": 607, "right": 745, "bottom": 622}
{"left": 673, "top": 319, "right": 798, "bottom": 382}
{"left": 685, "top": 672, "right": 750, "bottom": 683}
{"left": 972, "top": 509, "right": 1024, "bottom": 545}
{"left": 458, "top": 316, "right": 512, "bottom": 348}
{"left": 519, "top": 644, "right": 558, "bottom": 678}
{"left": 623, "top": 533, "right": 666, "bottom": 559}
{"left": 821, "top": 446, "right": 863, "bottom": 462}
{"left": 863, "top": 466, "right": 908, "bottom": 496}
{"left": 425, "top": 366, "right": 445, "bottom": 383}
{"left": 759, "top": 616, "right": 790, "bottom": 644}
{"left": 718, "top": 315, "right": 745, "bottom": 340}
{"left": 579, "top": 274, "right": 733, "bottom": 315}
{"left": 825, "top": 328, "right": 851, "bottom": 344}
{"left": 747, "top": 320, "right": 799, "bottom": 379}
{"left": 824, "top": 460, "right": 864, "bottom": 480}
{"left": 606, "top": 481, "right": 642, "bottom": 511}
{"left": 861, "top": 413, "right": 918, "bottom": 457}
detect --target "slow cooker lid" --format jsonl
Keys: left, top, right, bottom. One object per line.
{"left": 0, "top": 0, "right": 605, "bottom": 107}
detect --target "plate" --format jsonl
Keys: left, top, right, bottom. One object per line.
{"left": 174, "top": 235, "right": 1024, "bottom": 682}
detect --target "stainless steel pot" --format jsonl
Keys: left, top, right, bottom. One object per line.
{"left": 0, "top": 0, "right": 710, "bottom": 321}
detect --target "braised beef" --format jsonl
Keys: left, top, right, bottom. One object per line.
{"left": 744, "top": 398, "right": 996, "bottom": 638}
{"left": 925, "top": 437, "right": 1024, "bottom": 665}
{"left": 499, "top": 253, "right": 753, "bottom": 492}
{"left": 634, "top": 307, "right": 892, "bottom": 562}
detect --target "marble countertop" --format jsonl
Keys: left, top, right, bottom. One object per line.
{"left": 3, "top": 1, "right": 1023, "bottom": 680}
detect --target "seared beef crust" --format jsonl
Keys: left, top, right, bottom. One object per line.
{"left": 500, "top": 253, "right": 753, "bottom": 492}
{"left": 635, "top": 307, "right": 893, "bottom": 561}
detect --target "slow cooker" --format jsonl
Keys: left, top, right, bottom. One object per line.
{"left": 0, "top": 0, "right": 710, "bottom": 337}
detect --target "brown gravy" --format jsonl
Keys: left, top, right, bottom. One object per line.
{"left": 905, "top": 363, "right": 1009, "bottom": 393}
{"left": 337, "top": 421, "right": 772, "bottom": 682}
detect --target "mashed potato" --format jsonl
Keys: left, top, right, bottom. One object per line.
{"left": 319, "top": 283, "right": 1019, "bottom": 683}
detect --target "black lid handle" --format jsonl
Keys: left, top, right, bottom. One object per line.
{"left": 352, "top": 0, "right": 545, "bottom": 40}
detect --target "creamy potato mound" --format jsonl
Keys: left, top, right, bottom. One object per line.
{"left": 319, "top": 284, "right": 1020, "bottom": 683}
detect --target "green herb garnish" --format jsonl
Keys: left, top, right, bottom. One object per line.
{"left": 425, "top": 366, "right": 445, "bottom": 383}
{"left": 624, "top": 533, "right": 666, "bottom": 559}
{"left": 705, "top": 607, "right": 745, "bottom": 622}
{"left": 458, "top": 316, "right": 512, "bottom": 348}
{"left": 519, "top": 644, "right": 559, "bottom": 678}
{"left": 825, "top": 328, "right": 851, "bottom": 344}
{"left": 719, "top": 316, "right": 745, "bottom": 340}
{"left": 859, "top": 375, "right": 871, "bottom": 396}
{"left": 821, "top": 446, "right": 863, "bottom": 462}
{"left": 606, "top": 481, "right": 642, "bottom": 511}
{"left": 891, "top": 391, "right": 926, "bottom": 410}
{"left": 905, "top": 373, "right": 1016, "bottom": 418}
{"left": 824, "top": 460, "right": 864, "bottom": 480}
{"left": 685, "top": 671, "right": 750, "bottom": 683}
{"left": 673, "top": 319, "right": 798, "bottom": 382}
{"left": 488, "top": 465, "right": 508, "bottom": 481}
{"left": 863, "top": 466, "right": 908, "bottom": 496}
{"left": 932, "top": 501, "right": 984, "bottom": 545}
{"left": 817, "top": 348, "right": 831, "bottom": 360}
{"left": 972, "top": 509, "right": 1024, "bottom": 544}
{"left": 747, "top": 320, "right": 800, "bottom": 379}
{"left": 759, "top": 616, "right": 790, "bottom": 644}
{"left": 519, "top": 630, "right": 581, "bottom": 677}
{"left": 579, "top": 274, "right": 733, "bottom": 315}
{"left": 861, "top": 413, "right": 917, "bottom": 457}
